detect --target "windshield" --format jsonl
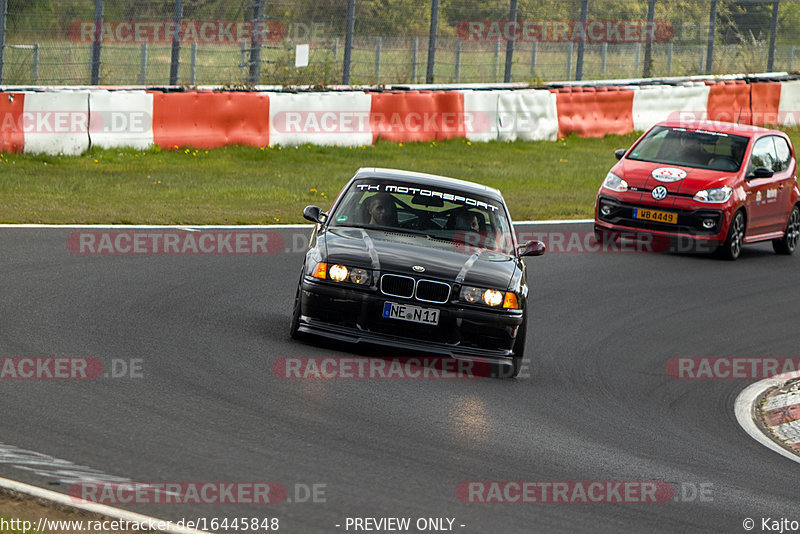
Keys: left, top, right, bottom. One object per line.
{"left": 627, "top": 126, "right": 749, "bottom": 171}
{"left": 328, "top": 178, "right": 515, "bottom": 254}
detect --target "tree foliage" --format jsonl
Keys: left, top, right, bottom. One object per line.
{"left": 7, "top": 0, "right": 800, "bottom": 44}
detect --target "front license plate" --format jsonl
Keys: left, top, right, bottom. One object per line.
{"left": 382, "top": 302, "right": 439, "bottom": 325}
{"left": 633, "top": 207, "right": 677, "bottom": 224}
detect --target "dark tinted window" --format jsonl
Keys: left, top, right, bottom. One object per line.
{"left": 627, "top": 126, "right": 748, "bottom": 171}
{"left": 329, "top": 179, "right": 515, "bottom": 254}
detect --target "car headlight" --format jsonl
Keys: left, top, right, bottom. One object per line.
{"left": 460, "top": 286, "right": 520, "bottom": 309}
{"left": 483, "top": 289, "right": 504, "bottom": 307}
{"left": 349, "top": 268, "right": 371, "bottom": 284}
{"left": 602, "top": 172, "right": 628, "bottom": 192}
{"left": 329, "top": 264, "right": 349, "bottom": 282}
{"left": 311, "top": 263, "right": 371, "bottom": 285}
{"left": 694, "top": 186, "right": 732, "bottom": 203}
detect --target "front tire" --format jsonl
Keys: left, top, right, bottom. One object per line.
{"left": 718, "top": 210, "right": 745, "bottom": 260}
{"left": 289, "top": 283, "right": 303, "bottom": 340}
{"left": 773, "top": 205, "right": 800, "bottom": 255}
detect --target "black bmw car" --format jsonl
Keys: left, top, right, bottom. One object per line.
{"left": 289, "top": 168, "right": 545, "bottom": 378}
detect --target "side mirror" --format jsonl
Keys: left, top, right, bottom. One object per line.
{"left": 303, "top": 205, "right": 327, "bottom": 224}
{"left": 749, "top": 167, "right": 774, "bottom": 179}
{"left": 518, "top": 240, "right": 546, "bottom": 257}
{"left": 615, "top": 149, "right": 627, "bottom": 160}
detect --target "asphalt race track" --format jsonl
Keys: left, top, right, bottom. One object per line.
{"left": 1, "top": 223, "right": 798, "bottom": 533}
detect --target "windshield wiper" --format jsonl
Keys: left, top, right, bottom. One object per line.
{"left": 332, "top": 223, "right": 372, "bottom": 230}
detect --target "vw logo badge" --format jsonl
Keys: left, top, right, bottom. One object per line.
{"left": 651, "top": 186, "right": 668, "bottom": 201}
{"left": 412, "top": 265, "right": 425, "bottom": 272}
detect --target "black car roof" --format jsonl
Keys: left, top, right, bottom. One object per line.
{"left": 353, "top": 168, "right": 505, "bottom": 203}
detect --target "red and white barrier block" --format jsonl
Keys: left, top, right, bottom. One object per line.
{"left": 21, "top": 91, "right": 90, "bottom": 155}
{"left": 461, "top": 89, "right": 558, "bottom": 142}
{"left": 632, "top": 83, "right": 710, "bottom": 131}
{"left": 778, "top": 80, "right": 800, "bottom": 128}
{"left": 0, "top": 91, "right": 25, "bottom": 153}
{"left": 88, "top": 90, "right": 154, "bottom": 150}
{"left": 2, "top": 76, "right": 800, "bottom": 155}
{"left": 269, "top": 91, "right": 372, "bottom": 147}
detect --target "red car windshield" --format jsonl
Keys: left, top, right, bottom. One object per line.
{"left": 627, "top": 126, "right": 750, "bottom": 172}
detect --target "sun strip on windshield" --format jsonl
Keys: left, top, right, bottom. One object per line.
{"left": 355, "top": 183, "right": 501, "bottom": 213}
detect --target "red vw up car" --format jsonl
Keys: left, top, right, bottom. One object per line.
{"left": 595, "top": 120, "right": 800, "bottom": 259}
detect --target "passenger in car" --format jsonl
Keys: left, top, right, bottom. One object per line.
{"left": 455, "top": 211, "right": 481, "bottom": 232}
{"left": 679, "top": 138, "right": 712, "bottom": 166}
{"left": 447, "top": 209, "right": 485, "bottom": 233}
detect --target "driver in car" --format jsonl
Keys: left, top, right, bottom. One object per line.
{"left": 709, "top": 141, "right": 747, "bottom": 171}
{"left": 367, "top": 193, "right": 398, "bottom": 226}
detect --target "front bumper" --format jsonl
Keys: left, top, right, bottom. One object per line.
{"left": 296, "top": 277, "right": 524, "bottom": 367}
{"left": 595, "top": 196, "right": 727, "bottom": 249}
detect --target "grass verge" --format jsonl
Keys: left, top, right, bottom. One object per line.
{"left": 3, "top": 130, "right": 798, "bottom": 225}
{"left": 0, "top": 134, "right": 642, "bottom": 224}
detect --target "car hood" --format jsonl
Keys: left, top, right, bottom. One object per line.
{"left": 320, "top": 227, "right": 518, "bottom": 290}
{"left": 614, "top": 159, "right": 733, "bottom": 194}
